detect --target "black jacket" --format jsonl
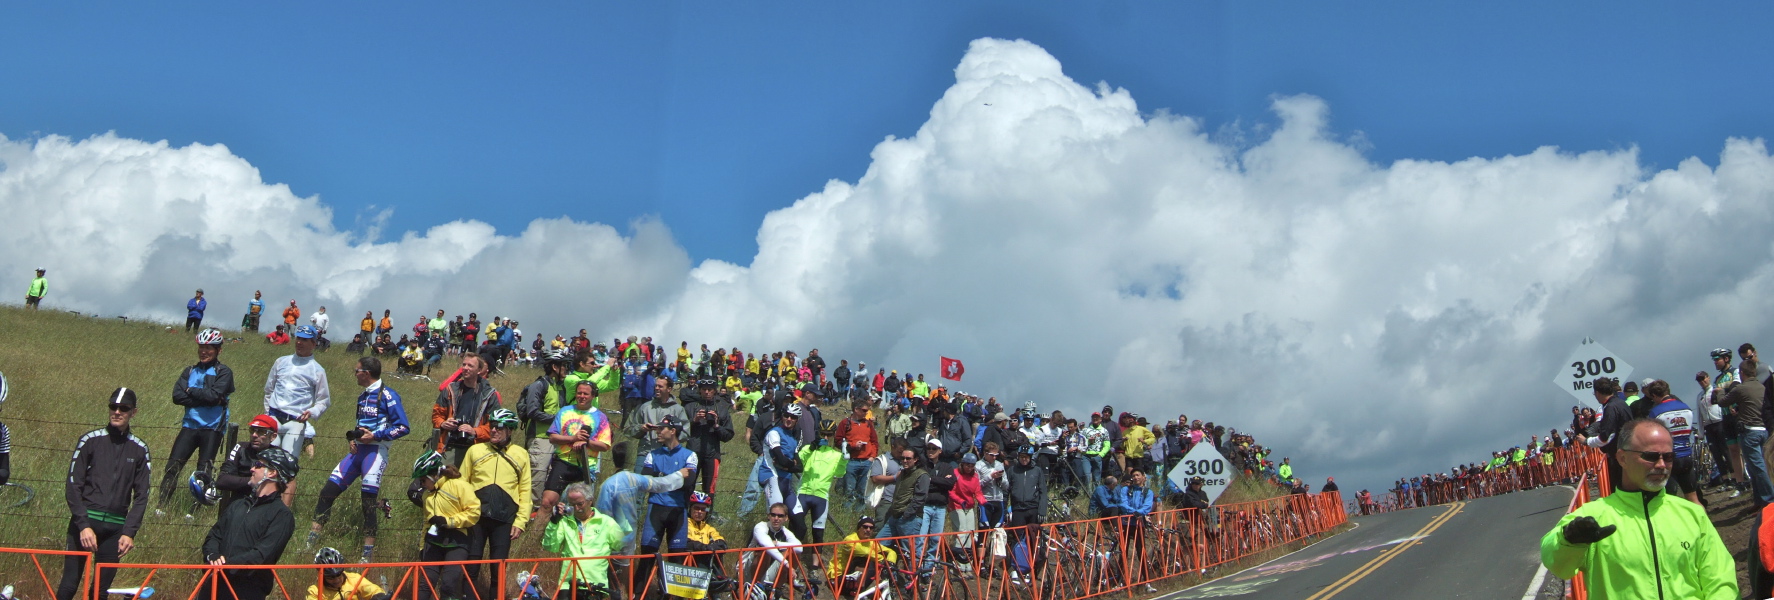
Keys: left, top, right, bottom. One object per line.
{"left": 203, "top": 490, "right": 295, "bottom": 585}
{"left": 171, "top": 361, "right": 235, "bottom": 411}
{"left": 1006, "top": 459, "right": 1048, "bottom": 517}
{"left": 215, "top": 441, "right": 265, "bottom": 511}
{"left": 682, "top": 391, "right": 735, "bottom": 458}
{"left": 833, "top": 365, "right": 851, "bottom": 385}
{"left": 982, "top": 425, "right": 1027, "bottom": 457}
{"left": 925, "top": 462, "right": 957, "bottom": 507}
{"left": 938, "top": 416, "right": 974, "bottom": 462}
{"left": 65, "top": 426, "right": 151, "bottom": 536}
{"left": 1586, "top": 397, "right": 1634, "bottom": 454}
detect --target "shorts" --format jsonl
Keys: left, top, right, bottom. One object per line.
{"left": 545, "top": 456, "right": 596, "bottom": 493}
{"left": 327, "top": 442, "right": 391, "bottom": 494}
{"left": 273, "top": 419, "right": 314, "bottom": 456}
{"left": 795, "top": 494, "right": 829, "bottom": 529}
{"left": 1667, "top": 455, "right": 1699, "bottom": 496}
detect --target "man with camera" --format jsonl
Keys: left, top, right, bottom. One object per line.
{"left": 434, "top": 353, "right": 501, "bottom": 466}
{"left": 681, "top": 378, "right": 735, "bottom": 495}
{"left": 308, "top": 356, "right": 410, "bottom": 562}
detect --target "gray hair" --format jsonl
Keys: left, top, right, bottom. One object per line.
{"left": 564, "top": 482, "right": 596, "bottom": 504}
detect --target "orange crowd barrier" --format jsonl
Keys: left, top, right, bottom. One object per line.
{"left": 60, "top": 491, "right": 1348, "bottom": 600}
{"left": 0, "top": 547, "right": 95, "bottom": 600}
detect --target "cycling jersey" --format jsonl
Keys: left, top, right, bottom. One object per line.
{"left": 1648, "top": 398, "right": 1697, "bottom": 459}
{"left": 174, "top": 362, "right": 235, "bottom": 430}
{"left": 797, "top": 444, "right": 847, "bottom": 500}
{"left": 353, "top": 382, "right": 410, "bottom": 442}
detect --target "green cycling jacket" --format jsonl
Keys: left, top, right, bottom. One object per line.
{"left": 1540, "top": 489, "right": 1735, "bottom": 600}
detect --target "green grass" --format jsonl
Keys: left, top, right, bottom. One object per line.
{"left": 1215, "top": 471, "right": 1293, "bottom": 506}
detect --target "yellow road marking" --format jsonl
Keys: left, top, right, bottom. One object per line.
{"left": 1303, "top": 501, "right": 1464, "bottom": 600}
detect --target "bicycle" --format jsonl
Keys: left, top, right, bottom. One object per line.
{"left": 0, "top": 481, "right": 34, "bottom": 508}
{"left": 870, "top": 539, "right": 973, "bottom": 600}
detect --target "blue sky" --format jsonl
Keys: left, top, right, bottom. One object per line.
{"left": 4, "top": 3, "right": 1772, "bottom": 263}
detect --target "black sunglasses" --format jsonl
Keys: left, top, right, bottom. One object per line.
{"left": 1621, "top": 449, "right": 1678, "bottom": 465}
{"left": 769, "top": 512, "right": 789, "bottom": 518}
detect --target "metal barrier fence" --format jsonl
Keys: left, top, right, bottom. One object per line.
{"left": 0, "top": 546, "right": 95, "bottom": 600}
{"left": 61, "top": 491, "right": 1345, "bottom": 600}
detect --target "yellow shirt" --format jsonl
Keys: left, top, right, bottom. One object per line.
{"left": 460, "top": 442, "right": 535, "bottom": 531}
{"left": 423, "top": 476, "right": 481, "bottom": 531}
{"left": 828, "top": 533, "right": 897, "bottom": 581}
{"left": 1123, "top": 425, "right": 1156, "bottom": 457}
{"left": 306, "top": 572, "right": 385, "bottom": 600}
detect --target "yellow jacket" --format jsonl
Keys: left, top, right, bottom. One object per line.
{"left": 688, "top": 519, "right": 725, "bottom": 547}
{"left": 1123, "top": 425, "right": 1156, "bottom": 457}
{"left": 828, "top": 533, "right": 897, "bottom": 581}
{"left": 460, "top": 441, "right": 534, "bottom": 531}
{"left": 305, "top": 572, "right": 385, "bottom": 600}
{"left": 424, "top": 476, "right": 481, "bottom": 530}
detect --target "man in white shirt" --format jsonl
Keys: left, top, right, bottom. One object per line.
{"left": 264, "top": 325, "right": 332, "bottom": 505}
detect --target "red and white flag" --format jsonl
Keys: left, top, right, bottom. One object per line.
{"left": 940, "top": 356, "right": 965, "bottom": 381}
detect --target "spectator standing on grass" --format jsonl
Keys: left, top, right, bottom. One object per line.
{"left": 460, "top": 409, "right": 531, "bottom": 600}
{"left": 836, "top": 400, "right": 879, "bottom": 510}
{"left": 1699, "top": 348, "right": 1745, "bottom": 495}
{"left": 376, "top": 310, "right": 392, "bottom": 337}
{"left": 360, "top": 311, "right": 375, "bottom": 341}
{"left": 434, "top": 353, "right": 501, "bottom": 466}
{"left": 307, "top": 356, "right": 408, "bottom": 562}
{"left": 519, "top": 351, "right": 569, "bottom": 506}
{"left": 949, "top": 452, "right": 985, "bottom": 562}
{"left": 243, "top": 290, "right": 264, "bottom": 332}
{"left": 790, "top": 419, "right": 846, "bottom": 573}
{"left": 412, "top": 451, "right": 480, "bottom": 600}
{"left": 309, "top": 306, "right": 330, "bottom": 341}
{"left": 283, "top": 300, "right": 301, "bottom": 332}
{"left": 1541, "top": 418, "right": 1735, "bottom": 599}
{"left": 0, "top": 372, "right": 9, "bottom": 486}
{"left": 637, "top": 415, "right": 698, "bottom": 595}
{"left": 56, "top": 388, "right": 151, "bottom": 600}
{"left": 1005, "top": 445, "right": 1048, "bottom": 579}
{"left": 264, "top": 325, "right": 330, "bottom": 503}
{"left": 185, "top": 288, "right": 208, "bottom": 332}
{"left": 160, "top": 328, "right": 235, "bottom": 507}
{"left": 199, "top": 447, "right": 298, "bottom": 600}
{"left": 683, "top": 377, "right": 736, "bottom": 495}
{"left": 538, "top": 380, "right": 613, "bottom": 518}
{"left": 25, "top": 267, "right": 46, "bottom": 309}
{"left": 977, "top": 442, "right": 1008, "bottom": 530}
{"left": 1584, "top": 377, "right": 1632, "bottom": 493}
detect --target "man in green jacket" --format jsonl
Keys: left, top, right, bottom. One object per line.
{"left": 25, "top": 267, "right": 45, "bottom": 309}
{"left": 1540, "top": 418, "right": 1735, "bottom": 599}
{"left": 542, "top": 481, "right": 624, "bottom": 595}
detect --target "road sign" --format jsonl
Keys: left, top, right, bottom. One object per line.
{"left": 1168, "top": 441, "right": 1234, "bottom": 504}
{"left": 1553, "top": 338, "right": 1633, "bottom": 405}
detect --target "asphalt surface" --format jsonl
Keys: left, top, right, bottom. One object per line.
{"left": 1160, "top": 485, "right": 1575, "bottom": 599}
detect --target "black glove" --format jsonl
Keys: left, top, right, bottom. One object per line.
{"left": 1562, "top": 516, "right": 1616, "bottom": 544}
{"left": 429, "top": 515, "right": 449, "bottom": 527}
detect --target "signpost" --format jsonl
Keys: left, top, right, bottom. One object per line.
{"left": 1168, "top": 441, "right": 1234, "bottom": 504}
{"left": 1553, "top": 338, "right": 1634, "bottom": 405}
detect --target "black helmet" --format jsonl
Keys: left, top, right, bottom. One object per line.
{"left": 1713, "top": 348, "right": 1734, "bottom": 360}
{"left": 658, "top": 415, "right": 686, "bottom": 432}
{"left": 255, "top": 447, "right": 299, "bottom": 483}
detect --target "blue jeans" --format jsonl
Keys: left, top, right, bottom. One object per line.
{"left": 1072, "top": 456, "right": 1095, "bottom": 488}
{"left": 1744, "top": 428, "right": 1773, "bottom": 504}
{"left": 919, "top": 505, "right": 948, "bottom": 574}
{"left": 844, "top": 460, "right": 872, "bottom": 507}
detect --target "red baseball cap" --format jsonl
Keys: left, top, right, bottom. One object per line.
{"left": 248, "top": 414, "right": 281, "bottom": 430}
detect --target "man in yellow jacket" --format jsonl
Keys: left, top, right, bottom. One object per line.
{"left": 415, "top": 451, "right": 480, "bottom": 600}
{"left": 829, "top": 516, "right": 897, "bottom": 598}
{"left": 1541, "top": 419, "right": 1735, "bottom": 599}
{"left": 459, "top": 409, "right": 532, "bottom": 600}
{"left": 306, "top": 547, "right": 389, "bottom": 600}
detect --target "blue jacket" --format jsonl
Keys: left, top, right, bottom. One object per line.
{"left": 355, "top": 383, "right": 411, "bottom": 442}
{"left": 641, "top": 444, "right": 699, "bottom": 508}
{"left": 174, "top": 362, "right": 234, "bottom": 430}
{"left": 187, "top": 297, "right": 207, "bottom": 319}
{"left": 1090, "top": 485, "right": 1120, "bottom": 517}
{"left": 1117, "top": 485, "right": 1154, "bottom": 516}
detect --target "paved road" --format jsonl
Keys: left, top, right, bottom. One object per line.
{"left": 1160, "top": 485, "right": 1574, "bottom": 599}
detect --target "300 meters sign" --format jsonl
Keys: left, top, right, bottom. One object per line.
{"left": 1552, "top": 339, "right": 1634, "bottom": 405}
{"left": 1168, "top": 442, "right": 1234, "bottom": 504}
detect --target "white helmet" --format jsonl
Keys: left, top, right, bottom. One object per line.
{"left": 196, "top": 328, "right": 225, "bottom": 346}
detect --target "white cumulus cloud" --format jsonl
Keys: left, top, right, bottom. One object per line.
{"left": 9, "top": 37, "right": 1774, "bottom": 495}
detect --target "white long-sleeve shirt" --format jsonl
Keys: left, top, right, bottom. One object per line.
{"left": 264, "top": 354, "right": 331, "bottom": 425}
{"left": 751, "top": 521, "right": 803, "bottom": 564}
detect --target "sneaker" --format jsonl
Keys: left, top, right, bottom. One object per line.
{"left": 1731, "top": 488, "right": 1743, "bottom": 499}
{"left": 1146, "top": 584, "right": 1159, "bottom": 593}
{"left": 305, "top": 531, "right": 319, "bottom": 550}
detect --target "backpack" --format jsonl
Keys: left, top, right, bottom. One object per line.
{"left": 517, "top": 376, "right": 550, "bottom": 424}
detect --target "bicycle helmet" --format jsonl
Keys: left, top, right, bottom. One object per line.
{"left": 689, "top": 491, "right": 713, "bottom": 506}
{"left": 488, "top": 408, "right": 520, "bottom": 430}
{"left": 657, "top": 414, "right": 686, "bottom": 432}
{"left": 0, "top": 369, "right": 8, "bottom": 406}
{"left": 698, "top": 378, "right": 718, "bottom": 388}
{"left": 818, "top": 419, "right": 837, "bottom": 437}
{"left": 1713, "top": 348, "right": 1733, "bottom": 360}
{"left": 294, "top": 325, "right": 320, "bottom": 339}
{"left": 255, "top": 447, "right": 300, "bottom": 483}
{"left": 784, "top": 403, "right": 804, "bottom": 418}
{"left": 188, "top": 472, "right": 219, "bottom": 506}
{"left": 413, "top": 450, "right": 446, "bottom": 479}
{"left": 314, "top": 546, "right": 345, "bottom": 577}
{"left": 195, "top": 327, "right": 225, "bottom": 346}
{"left": 1018, "top": 444, "right": 1039, "bottom": 457}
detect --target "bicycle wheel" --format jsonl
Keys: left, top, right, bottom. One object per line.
{"left": 1, "top": 482, "right": 35, "bottom": 508}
